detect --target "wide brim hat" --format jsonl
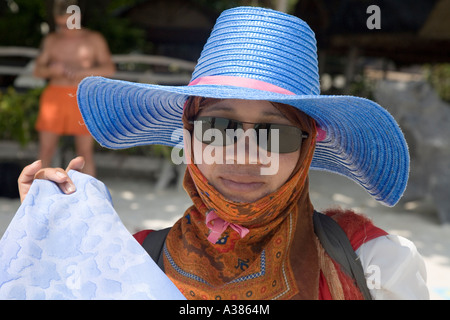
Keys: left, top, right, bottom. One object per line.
{"left": 77, "top": 6, "right": 409, "bottom": 207}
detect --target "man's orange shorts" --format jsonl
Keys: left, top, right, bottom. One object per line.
{"left": 35, "top": 85, "right": 90, "bottom": 136}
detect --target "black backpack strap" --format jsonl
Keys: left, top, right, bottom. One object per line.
{"left": 142, "top": 227, "right": 171, "bottom": 272}
{"left": 313, "top": 211, "right": 372, "bottom": 300}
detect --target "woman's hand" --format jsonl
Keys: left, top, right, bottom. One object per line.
{"left": 18, "top": 156, "right": 86, "bottom": 203}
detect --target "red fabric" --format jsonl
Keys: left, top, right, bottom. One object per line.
{"left": 318, "top": 271, "right": 332, "bottom": 300}
{"left": 318, "top": 208, "right": 388, "bottom": 299}
{"left": 324, "top": 208, "right": 388, "bottom": 251}
{"left": 133, "top": 229, "right": 152, "bottom": 245}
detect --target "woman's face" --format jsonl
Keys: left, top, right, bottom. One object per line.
{"left": 191, "top": 99, "right": 301, "bottom": 203}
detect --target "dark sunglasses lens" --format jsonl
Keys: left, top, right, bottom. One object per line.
{"left": 264, "top": 124, "right": 303, "bottom": 153}
{"left": 194, "top": 117, "right": 304, "bottom": 153}
{"left": 194, "top": 117, "right": 238, "bottom": 146}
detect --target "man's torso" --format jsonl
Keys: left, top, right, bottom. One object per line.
{"left": 46, "top": 30, "right": 98, "bottom": 86}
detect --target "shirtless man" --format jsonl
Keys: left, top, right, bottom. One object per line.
{"left": 33, "top": 0, "right": 115, "bottom": 176}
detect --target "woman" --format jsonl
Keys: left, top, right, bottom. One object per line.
{"left": 19, "top": 6, "right": 428, "bottom": 299}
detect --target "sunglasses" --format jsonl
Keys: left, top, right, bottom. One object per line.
{"left": 190, "top": 116, "right": 308, "bottom": 153}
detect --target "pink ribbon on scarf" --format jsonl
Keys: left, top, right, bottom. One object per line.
{"left": 205, "top": 210, "right": 249, "bottom": 244}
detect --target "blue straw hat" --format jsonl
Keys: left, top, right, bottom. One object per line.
{"left": 77, "top": 6, "right": 409, "bottom": 207}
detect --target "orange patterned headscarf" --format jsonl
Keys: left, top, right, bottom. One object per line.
{"left": 164, "top": 98, "right": 319, "bottom": 299}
